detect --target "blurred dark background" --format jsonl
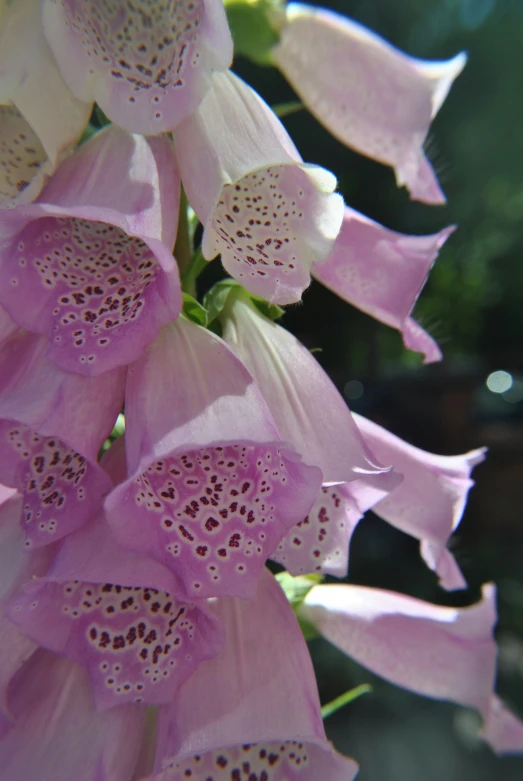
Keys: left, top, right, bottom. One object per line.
{"left": 209, "top": 0, "right": 523, "bottom": 778}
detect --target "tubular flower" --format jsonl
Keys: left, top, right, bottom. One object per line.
{"left": 0, "top": 329, "right": 124, "bottom": 548}
{"left": 8, "top": 511, "right": 225, "bottom": 711}
{"left": 271, "top": 3, "right": 466, "bottom": 204}
{"left": 0, "top": 125, "right": 182, "bottom": 375}
{"left": 312, "top": 207, "right": 455, "bottom": 362}
{"left": 105, "top": 316, "right": 322, "bottom": 600}
{"left": 299, "top": 582, "right": 523, "bottom": 755}
{"left": 0, "top": 484, "right": 55, "bottom": 732}
{"left": 0, "top": 650, "right": 146, "bottom": 781}
{"left": 146, "top": 568, "right": 358, "bottom": 781}
{"left": 0, "top": 0, "right": 91, "bottom": 208}
{"left": 173, "top": 70, "right": 344, "bottom": 304}
{"left": 354, "top": 413, "right": 486, "bottom": 590}
{"left": 41, "top": 0, "right": 233, "bottom": 135}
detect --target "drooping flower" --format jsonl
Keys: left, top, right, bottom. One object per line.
{"left": 0, "top": 329, "right": 124, "bottom": 547}
{"left": 299, "top": 581, "right": 523, "bottom": 755}
{"left": 0, "top": 125, "right": 182, "bottom": 375}
{"left": 41, "top": 0, "right": 233, "bottom": 135}
{"left": 0, "top": 650, "right": 146, "bottom": 780}
{"left": 0, "top": 0, "right": 91, "bottom": 208}
{"left": 146, "top": 568, "right": 358, "bottom": 781}
{"left": 105, "top": 316, "right": 322, "bottom": 599}
{"left": 173, "top": 70, "right": 344, "bottom": 304}
{"left": 271, "top": 3, "right": 466, "bottom": 203}
{"left": 354, "top": 413, "right": 486, "bottom": 590}
{"left": 312, "top": 207, "right": 455, "bottom": 362}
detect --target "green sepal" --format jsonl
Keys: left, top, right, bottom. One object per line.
{"left": 275, "top": 571, "right": 324, "bottom": 608}
{"left": 225, "top": 0, "right": 279, "bottom": 66}
{"left": 94, "top": 104, "right": 111, "bottom": 128}
{"left": 100, "top": 412, "right": 126, "bottom": 454}
{"left": 249, "top": 294, "right": 285, "bottom": 322}
{"left": 203, "top": 279, "right": 239, "bottom": 326}
{"left": 321, "top": 685, "right": 373, "bottom": 719}
{"left": 182, "top": 292, "right": 208, "bottom": 327}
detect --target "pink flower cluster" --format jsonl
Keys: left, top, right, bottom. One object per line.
{"left": 0, "top": 0, "right": 521, "bottom": 778}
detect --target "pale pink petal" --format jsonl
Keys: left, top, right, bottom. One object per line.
{"left": 0, "top": 330, "right": 124, "bottom": 547}
{"left": 149, "top": 568, "right": 358, "bottom": 781}
{"left": 272, "top": 3, "right": 466, "bottom": 203}
{"left": 0, "top": 305, "right": 17, "bottom": 348}
{"left": 0, "top": 650, "right": 145, "bottom": 781}
{"left": 174, "top": 70, "right": 344, "bottom": 304}
{"left": 354, "top": 413, "right": 486, "bottom": 589}
{"left": 221, "top": 292, "right": 393, "bottom": 485}
{"left": 0, "top": 125, "right": 181, "bottom": 375}
{"left": 0, "top": 0, "right": 91, "bottom": 207}
{"left": 0, "top": 487, "right": 55, "bottom": 726}
{"left": 300, "top": 582, "right": 497, "bottom": 717}
{"left": 482, "top": 695, "right": 523, "bottom": 755}
{"left": 106, "top": 318, "right": 322, "bottom": 599}
{"left": 312, "top": 207, "right": 453, "bottom": 361}
{"left": 402, "top": 315, "right": 443, "bottom": 363}
{"left": 273, "top": 469, "right": 402, "bottom": 577}
{"left": 42, "top": 0, "right": 232, "bottom": 134}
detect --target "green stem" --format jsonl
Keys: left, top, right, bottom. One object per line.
{"left": 321, "top": 684, "right": 372, "bottom": 719}
{"left": 174, "top": 189, "right": 192, "bottom": 282}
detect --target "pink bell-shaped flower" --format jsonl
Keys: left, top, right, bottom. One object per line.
{"left": 41, "top": 0, "right": 233, "bottom": 134}
{"left": 0, "top": 125, "right": 182, "bottom": 375}
{"left": 354, "top": 413, "right": 486, "bottom": 590}
{"left": 174, "top": 70, "right": 344, "bottom": 304}
{"left": 105, "top": 317, "right": 322, "bottom": 600}
{"left": 312, "top": 207, "right": 455, "bottom": 362}
{"left": 146, "top": 568, "right": 358, "bottom": 781}
{"left": 0, "top": 0, "right": 91, "bottom": 208}
{"left": 272, "top": 3, "right": 466, "bottom": 204}
{"left": 0, "top": 484, "right": 55, "bottom": 732}
{"left": 299, "top": 581, "right": 523, "bottom": 755}
{"left": 0, "top": 329, "right": 124, "bottom": 548}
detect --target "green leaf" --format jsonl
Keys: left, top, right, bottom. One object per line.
{"left": 180, "top": 247, "right": 208, "bottom": 296}
{"left": 225, "top": 0, "right": 279, "bottom": 66}
{"left": 272, "top": 101, "right": 305, "bottom": 119}
{"left": 182, "top": 293, "right": 208, "bottom": 327}
{"left": 321, "top": 685, "right": 373, "bottom": 719}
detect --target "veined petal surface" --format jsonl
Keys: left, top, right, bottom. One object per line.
{"left": 354, "top": 413, "right": 486, "bottom": 589}
{"left": 0, "top": 126, "right": 181, "bottom": 375}
{"left": 174, "top": 71, "right": 344, "bottom": 304}
{"left": 148, "top": 569, "right": 358, "bottom": 781}
{"left": 0, "top": 0, "right": 91, "bottom": 208}
{"left": 106, "top": 318, "right": 322, "bottom": 599}
{"left": 0, "top": 650, "right": 145, "bottom": 781}
{"left": 42, "top": 0, "right": 233, "bottom": 134}
{"left": 272, "top": 3, "right": 466, "bottom": 203}
{"left": 312, "top": 207, "right": 454, "bottom": 362}
{"left": 222, "top": 293, "right": 392, "bottom": 485}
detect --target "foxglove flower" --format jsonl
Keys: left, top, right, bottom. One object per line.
{"left": 147, "top": 568, "right": 358, "bottom": 781}
{"left": 105, "top": 317, "right": 322, "bottom": 599}
{"left": 0, "top": 125, "right": 182, "bottom": 375}
{"left": 0, "top": 0, "right": 91, "bottom": 208}
{"left": 41, "top": 0, "right": 233, "bottom": 135}
{"left": 221, "top": 291, "right": 391, "bottom": 485}
{"left": 0, "top": 650, "right": 146, "bottom": 780}
{"left": 271, "top": 3, "right": 466, "bottom": 203}
{"left": 354, "top": 413, "right": 486, "bottom": 590}
{"left": 0, "top": 484, "right": 55, "bottom": 732}
{"left": 299, "top": 582, "right": 523, "bottom": 754}
{"left": 312, "top": 207, "right": 455, "bottom": 362}
{"left": 0, "top": 305, "right": 16, "bottom": 348}
{"left": 0, "top": 329, "right": 124, "bottom": 547}
{"left": 174, "top": 70, "right": 344, "bottom": 303}
{"left": 9, "top": 509, "right": 224, "bottom": 710}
